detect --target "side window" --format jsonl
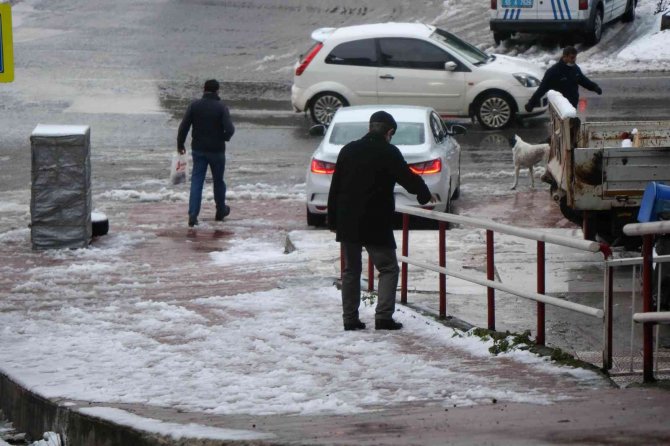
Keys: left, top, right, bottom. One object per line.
{"left": 379, "top": 38, "right": 449, "bottom": 70}
{"left": 324, "top": 39, "right": 377, "bottom": 67}
{"left": 430, "top": 113, "right": 445, "bottom": 142}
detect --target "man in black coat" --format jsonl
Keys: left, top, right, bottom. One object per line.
{"left": 178, "top": 79, "right": 235, "bottom": 227}
{"left": 328, "top": 111, "right": 434, "bottom": 331}
{"left": 525, "top": 46, "right": 602, "bottom": 111}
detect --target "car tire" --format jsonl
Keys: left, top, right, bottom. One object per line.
{"left": 309, "top": 92, "right": 347, "bottom": 126}
{"left": 306, "top": 208, "right": 326, "bottom": 227}
{"left": 475, "top": 92, "right": 514, "bottom": 130}
{"left": 493, "top": 32, "right": 510, "bottom": 45}
{"left": 585, "top": 7, "right": 603, "bottom": 44}
{"left": 452, "top": 170, "right": 461, "bottom": 200}
{"left": 621, "top": 0, "right": 635, "bottom": 23}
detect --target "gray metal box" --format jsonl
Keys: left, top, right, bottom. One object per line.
{"left": 30, "top": 124, "right": 92, "bottom": 250}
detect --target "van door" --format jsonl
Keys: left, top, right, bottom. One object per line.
{"left": 500, "top": 0, "right": 538, "bottom": 20}
{"left": 536, "top": 0, "right": 580, "bottom": 21}
{"left": 376, "top": 38, "right": 465, "bottom": 115}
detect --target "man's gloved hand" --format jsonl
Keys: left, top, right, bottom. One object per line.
{"left": 524, "top": 102, "right": 534, "bottom": 113}
{"left": 178, "top": 146, "right": 186, "bottom": 155}
{"left": 595, "top": 86, "right": 603, "bottom": 95}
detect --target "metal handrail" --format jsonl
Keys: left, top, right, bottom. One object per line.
{"left": 396, "top": 205, "right": 604, "bottom": 253}
{"left": 607, "top": 254, "right": 670, "bottom": 267}
{"left": 633, "top": 312, "right": 670, "bottom": 324}
{"left": 398, "top": 255, "right": 603, "bottom": 318}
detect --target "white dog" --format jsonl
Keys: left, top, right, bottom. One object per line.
{"left": 510, "top": 135, "right": 550, "bottom": 190}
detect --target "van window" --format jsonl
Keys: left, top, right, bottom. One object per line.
{"left": 379, "top": 38, "right": 449, "bottom": 70}
{"left": 430, "top": 28, "right": 489, "bottom": 66}
{"left": 325, "top": 39, "right": 377, "bottom": 67}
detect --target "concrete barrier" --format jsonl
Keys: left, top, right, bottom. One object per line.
{"left": 0, "top": 372, "right": 183, "bottom": 446}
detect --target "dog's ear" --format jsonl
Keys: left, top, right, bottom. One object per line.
{"left": 508, "top": 135, "right": 517, "bottom": 147}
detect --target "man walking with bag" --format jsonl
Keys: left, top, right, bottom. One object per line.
{"left": 178, "top": 79, "right": 235, "bottom": 227}
{"left": 328, "top": 111, "right": 435, "bottom": 331}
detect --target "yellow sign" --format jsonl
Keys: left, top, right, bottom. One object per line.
{"left": 0, "top": 3, "right": 14, "bottom": 83}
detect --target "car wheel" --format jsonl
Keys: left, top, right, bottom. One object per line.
{"left": 493, "top": 32, "right": 510, "bottom": 45}
{"left": 309, "top": 92, "right": 347, "bottom": 126}
{"left": 476, "top": 93, "right": 514, "bottom": 130}
{"left": 621, "top": 0, "right": 635, "bottom": 23}
{"left": 585, "top": 7, "right": 603, "bottom": 44}
{"left": 452, "top": 170, "right": 461, "bottom": 200}
{"left": 306, "top": 208, "right": 326, "bottom": 227}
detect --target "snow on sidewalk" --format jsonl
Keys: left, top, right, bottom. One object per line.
{"left": 0, "top": 202, "right": 612, "bottom": 442}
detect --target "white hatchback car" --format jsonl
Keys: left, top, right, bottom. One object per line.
{"left": 292, "top": 22, "right": 547, "bottom": 130}
{"left": 305, "top": 105, "right": 465, "bottom": 227}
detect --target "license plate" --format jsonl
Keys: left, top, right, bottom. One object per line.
{"left": 502, "top": 0, "right": 533, "bottom": 7}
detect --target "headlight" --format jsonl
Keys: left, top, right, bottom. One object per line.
{"left": 513, "top": 73, "right": 540, "bottom": 88}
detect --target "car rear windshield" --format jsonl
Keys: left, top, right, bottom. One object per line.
{"left": 329, "top": 122, "right": 425, "bottom": 145}
{"left": 430, "top": 28, "right": 489, "bottom": 66}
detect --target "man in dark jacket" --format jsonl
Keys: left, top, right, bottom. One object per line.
{"left": 525, "top": 46, "right": 602, "bottom": 111}
{"left": 328, "top": 111, "right": 434, "bottom": 331}
{"left": 178, "top": 79, "right": 235, "bottom": 227}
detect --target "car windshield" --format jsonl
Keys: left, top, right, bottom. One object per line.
{"left": 329, "top": 122, "right": 425, "bottom": 145}
{"left": 430, "top": 28, "right": 490, "bottom": 66}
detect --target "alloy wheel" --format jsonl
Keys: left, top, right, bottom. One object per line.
{"left": 311, "top": 94, "right": 344, "bottom": 125}
{"left": 478, "top": 96, "right": 512, "bottom": 129}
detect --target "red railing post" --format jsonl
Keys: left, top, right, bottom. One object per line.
{"left": 367, "top": 256, "right": 374, "bottom": 292}
{"left": 439, "top": 221, "right": 447, "bottom": 318}
{"left": 642, "top": 234, "right": 655, "bottom": 382}
{"left": 486, "top": 230, "right": 495, "bottom": 331}
{"left": 537, "top": 241, "right": 546, "bottom": 346}
{"left": 401, "top": 213, "right": 410, "bottom": 304}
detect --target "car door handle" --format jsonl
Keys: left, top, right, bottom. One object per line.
{"left": 379, "top": 74, "right": 394, "bottom": 80}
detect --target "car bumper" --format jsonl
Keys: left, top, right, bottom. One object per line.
{"left": 490, "top": 20, "right": 589, "bottom": 34}
{"left": 291, "top": 84, "right": 307, "bottom": 112}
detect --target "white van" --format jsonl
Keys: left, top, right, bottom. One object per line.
{"left": 489, "top": 0, "right": 637, "bottom": 45}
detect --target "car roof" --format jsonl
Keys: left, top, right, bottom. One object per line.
{"left": 311, "top": 22, "right": 436, "bottom": 42}
{"left": 330, "top": 105, "right": 431, "bottom": 124}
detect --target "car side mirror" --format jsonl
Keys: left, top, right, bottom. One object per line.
{"left": 444, "top": 61, "right": 457, "bottom": 72}
{"left": 447, "top": 124, "right": 467, "bottom": 136}
{"left": 308, "top": 124, "right": 326, "bottom": 137}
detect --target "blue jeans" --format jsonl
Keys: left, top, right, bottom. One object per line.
{"left": 188, "top": 150, "right": 226, "bottom": 218}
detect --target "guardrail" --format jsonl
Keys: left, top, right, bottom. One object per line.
{"left": 623, "top": 221, "right": 670, "bottom": 382}
{"left": 386, "top": 204, "right": 613, "bottom": 367}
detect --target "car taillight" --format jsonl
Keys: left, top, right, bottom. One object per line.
{"left": 491, "top": 0, "right": 497, "bottom": 9}
{"left": 409, "top": 159, "right": 441, "bottom": 175}
{"left": 579, "top": 0, "right": 588, "bottom": 10}
{"left": 311, "top": 158, "right": 335, "bottom": 174}
{"left": 296, "top": 43, "right": 323, "bottom": 76}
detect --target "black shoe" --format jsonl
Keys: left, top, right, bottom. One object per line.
{"left": 188, "top": 216, "right": 198, "bottom": 227}
{"left": 375, "top": 319, "right": 403, "bottom": 330}
{"left": 215, "top": 205, "right": 230, "bottom": 221}
{"left": 344, "top": 320, "right": 366, "bottom": 331}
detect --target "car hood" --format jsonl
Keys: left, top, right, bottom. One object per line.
{"left": 485, "top": 54, "right": 545, "bottom": 79}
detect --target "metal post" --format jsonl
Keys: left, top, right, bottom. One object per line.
{"left": 439, "top": 221, "right": 447, "bottom": 319}
{"left": 603, "top": 265, "right": 613, "bottom": 370}
{"left": 401, "top": 213, "right": 409, "bottom": 304}
{"left": 642, "top": 234, "right": 655, "bottom": 382}
{"left": 486, "top": 230, "right": 495, "bottom": 331}
{"left": 536, "top": 241, "right": 546, "bottom": 346}
{"left": 367, "top": 256, "right": 374, "bottom": 292}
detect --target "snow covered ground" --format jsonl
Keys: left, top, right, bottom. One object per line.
{"left": 0, "top": 192, "right": 612, "bottom": 439}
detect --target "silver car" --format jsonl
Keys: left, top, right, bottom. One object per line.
{"left": 305, "top": 105, "right": 465, "bottom": 226}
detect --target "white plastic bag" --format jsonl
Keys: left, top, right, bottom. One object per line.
{"left": 170, "top": 153, "right": 188, "bottom": 185}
